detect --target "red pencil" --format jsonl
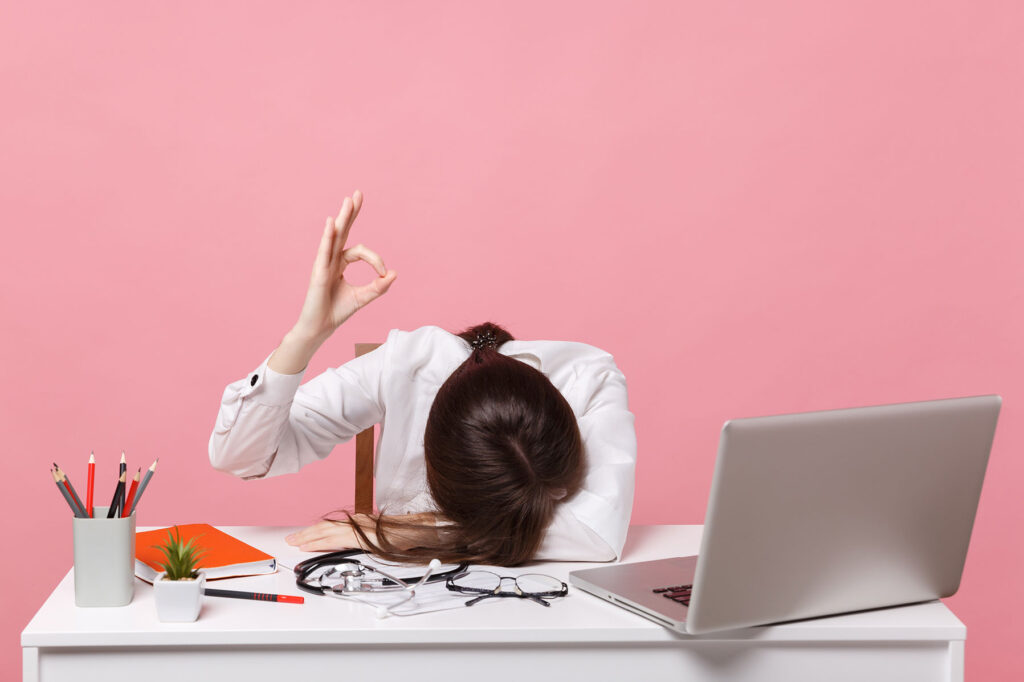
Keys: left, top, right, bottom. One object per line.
{"left": 86, "top": 452, "right": 95, "bottom": 518}
{"left": 122, "top": 468, "right": 141, "bottom": 518}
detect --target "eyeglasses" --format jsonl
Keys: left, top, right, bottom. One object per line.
{"left": 446, "top": 570, "right": 568, "bottom": 607}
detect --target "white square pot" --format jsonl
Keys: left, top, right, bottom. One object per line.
{"left": 153, "top": 571, "right": 206, "bottom": 622}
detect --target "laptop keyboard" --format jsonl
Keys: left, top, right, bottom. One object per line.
{"left": 653, "top": 584, "right": 692, "bottom": 606}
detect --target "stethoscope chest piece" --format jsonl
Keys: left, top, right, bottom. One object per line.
{"left": 315, "top": 563, "right": 366, "bottom": 593}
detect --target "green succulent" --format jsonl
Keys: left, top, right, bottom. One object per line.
{"left": 153, "top": 526, "right": 207, "bottom": 581}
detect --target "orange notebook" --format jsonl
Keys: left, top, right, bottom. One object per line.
{"left": 135, "top": 523, "right": 277, "bottom": 583}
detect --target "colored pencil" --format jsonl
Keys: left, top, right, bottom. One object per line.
{"left": 122, "top": 468, "right": 141, "bottom": 518}
{"left": 86, "top": 452, "right": 95, "bottom": 517}
{"left": 203, "top": 588, "right": 304, "bottom": 604}
{"left": 52, "top": 468, "right": 87, "bottom": 517}
{"left": 54, "top": 463, "right": 86, "bottom": 518}
{"left": 129, "top": 458, "right": 158, "bottom": 515}
{"left": 106, "top": 472, "right": 126, "bottom": 518}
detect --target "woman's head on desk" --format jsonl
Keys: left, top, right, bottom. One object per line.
{"left": 344, "top": 321, "right": 586, "bottom": 567}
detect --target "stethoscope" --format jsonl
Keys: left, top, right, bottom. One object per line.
{"left": 294, "top": 549, "right": 469, "bottom": 602}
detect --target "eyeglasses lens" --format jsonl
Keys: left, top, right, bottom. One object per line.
{"left": 515, "top": 573, "right": 564, "bottom": 595}
{"left": 453, "top": 571, "right": 563, "bottom": 596}
{"left": 455, "top": 570, "right": 503, "bottom": 592}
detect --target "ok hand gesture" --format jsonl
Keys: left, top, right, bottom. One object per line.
{"left": 292, "top": 191, "right": 397, "bottom": 344}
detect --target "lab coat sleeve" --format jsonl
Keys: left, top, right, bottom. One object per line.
{"left": 208, "top": 334, "right": 391, "bottom": 480}
{"left": 533, "top": 503, "right": 618, "bottom": 561}
{"left": 538, "top": 354, "right": 637, "bottom": 561}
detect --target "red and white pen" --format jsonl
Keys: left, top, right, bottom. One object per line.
{"left": 204, "top": 588, "right": 304, "bottom": 604}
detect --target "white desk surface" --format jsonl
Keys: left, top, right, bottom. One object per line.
{"left": 22, "top": 524, "right": 964, "bottom": 648}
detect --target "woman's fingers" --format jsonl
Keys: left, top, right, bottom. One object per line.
{"left": 324, "top": 190, "right": 365, "bottom": 273}
{"left": 297, "top": 535, "right": 356, "bottom": 552}
{"left": 337, "top": 190, "right": 364, "bottom": 257}
{"left": 286, "top": 520, "right": 337, "bottom": 545}
{"left": 341, "top": 243, "right": 388, "bottom": 276}
{"left": 351, "top": 189, "right": 363, "bottom": 219}
{"left": 314, "top": 216, "right": 335, "bottom": 276}
{"left": 330, "top": 197, "right": 354, "bottom": 269}
{"left": 285, "top": 520, "right": 357, "bottom": 551}
{"left": 353, "top": 270, "right": 397, "bottom": 306}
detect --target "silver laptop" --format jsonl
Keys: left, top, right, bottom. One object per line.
{"left": 569, "top": 395, "right": 1001, "bottom": 635}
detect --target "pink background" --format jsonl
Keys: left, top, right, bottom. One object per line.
{"left": 3, "top": 1, "right": 1022, "bottom": 677}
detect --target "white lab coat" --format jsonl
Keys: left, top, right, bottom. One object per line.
{"left": 208, "top": 325, "right": 637, "bottom": 561}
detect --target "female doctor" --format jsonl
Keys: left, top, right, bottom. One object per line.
{"left": 209, "top": 191, "right": 637, "bottom": 565}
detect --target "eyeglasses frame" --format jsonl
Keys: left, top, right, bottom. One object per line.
{"left": 446, "top": 570, "right": 569, "bottom": 607}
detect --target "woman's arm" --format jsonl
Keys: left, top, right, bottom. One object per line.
{"left": 208, "top": 337, "right": 391, "bottom": 478}
{"left": 267, "top": 329, "right": 323, "bottom": 376}
{"left": 533, "top": 504, "right": 617, "bottom": 561}
{"left": 208, "top": 190, "right": 398, "bottom": 478}
{"left": 544, "top": 354, "right": 637, "bottom": 561}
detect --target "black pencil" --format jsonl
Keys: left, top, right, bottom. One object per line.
{"left": 106, "top": 472, "right": 126, "bottom": 518}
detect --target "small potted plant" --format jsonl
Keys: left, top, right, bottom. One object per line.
{"left": 152, "top": 526, "right": 207, "bottom": 622}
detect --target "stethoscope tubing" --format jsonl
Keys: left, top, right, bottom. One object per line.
{"left": 294, "top": 549, "right": 469, "bottom": 597}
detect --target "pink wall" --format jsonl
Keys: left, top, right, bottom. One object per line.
{"left": 3, "top": 1, "right": 1022, "bottom": 677}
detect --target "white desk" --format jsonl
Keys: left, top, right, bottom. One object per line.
{"left": 22, "top": 525, "right": 965, "bottom": 682}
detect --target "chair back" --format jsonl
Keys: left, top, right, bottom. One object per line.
{"left": 354, "top": 343, "right": 381, "bottom": 514}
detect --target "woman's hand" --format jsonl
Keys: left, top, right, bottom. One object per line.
{"left": 285, "top": 518, "right": 373, "bottom": 552}
{"left": 291, "top": 190, "right": 398, "bottom": 345}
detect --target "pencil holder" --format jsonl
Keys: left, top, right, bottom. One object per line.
{"left": 72, "top": 506, "right": 136, "bottom": 607}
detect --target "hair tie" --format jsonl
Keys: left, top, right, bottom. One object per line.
{"left": 469, "top": 329, "right": 498, "bottom": 351}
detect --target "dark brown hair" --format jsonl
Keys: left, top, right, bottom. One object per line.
{"left": 335, "top": 322, "right": 585, "bottom": 566}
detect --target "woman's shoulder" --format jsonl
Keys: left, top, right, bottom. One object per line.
{"left": 381, "top": 325, "right": 463, "bottom": 353}
{"left": 381, "top": 325, "right": 621, "bottom": 374}
{"left": 503, "top": 336, "right": 617, "bottom": 369}
{"left": 376, "top": 325, "right": 468, "bottom": 378}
